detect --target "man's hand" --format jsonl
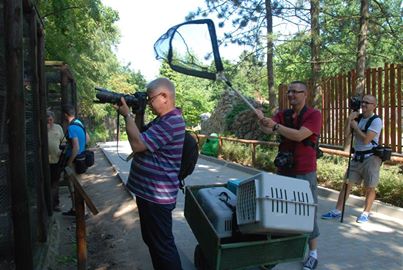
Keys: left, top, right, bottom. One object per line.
{"left": 256, "top": 109, "right": 277, "bottom": 128}
{"left": 113, "top": 97, "right": 130, "bottom": 117}
{"left": 255, "top": 109, "right": 264, "bottom": 120}
{"left": 350, "top": 120, "right": 359, "bottom": 131}
{"left": 348, "top": 111, "right": 360, "bottom": 121}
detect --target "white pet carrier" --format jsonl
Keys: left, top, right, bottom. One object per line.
{"left": 236, "top": 172, "right": 316, "bottom": 234}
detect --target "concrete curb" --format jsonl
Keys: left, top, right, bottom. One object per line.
{"left": 199, "top": 154, "right": 403, "bottom": 220}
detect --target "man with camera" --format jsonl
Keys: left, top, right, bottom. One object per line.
{"left": 256, "top": 81, "right": 322, "bottom": 270}
{"left": 115, "top": 78, "right": 184, "bottom": 270}
{"left": 322, "top": 94, "right": 383, "bottom": 224}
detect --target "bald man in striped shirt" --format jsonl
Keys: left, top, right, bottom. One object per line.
{"left": 116, "top": 77, "right": 185, "bottom": 270}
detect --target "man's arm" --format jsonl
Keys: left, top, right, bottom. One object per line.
{"left": 124, "top": 114, "right": 147, "bottom": 153}
{"left": 275, "top": 124, "right": 313, "bottom": 142}
{"left": 257, "top": 109, "right": 314, "bottom": 141}
{"left": 350, "top": 121, "right": 377, "bottom": 145}
{"left": 67, "top": 137, "right": 79, "bottom": 167}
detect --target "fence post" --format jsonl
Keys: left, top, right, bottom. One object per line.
{"left": 218, "top": 136, "right": 223, "bottom": 158}
{"left": 251, "top": 143, "right": 256, "bottom": 167}
{"left": 75, "top": 189, "right": 87, "bottom": 270}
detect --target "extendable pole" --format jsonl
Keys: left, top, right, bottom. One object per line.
{"left": 341, "top": 129, "right": 354, "bottom": 223}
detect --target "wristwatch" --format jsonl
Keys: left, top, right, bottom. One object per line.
{"left": 124, "top": 112, "right": 135, "bottom": 120}
{"left": 272, "top": 123, "right": 280, "bottom": 132}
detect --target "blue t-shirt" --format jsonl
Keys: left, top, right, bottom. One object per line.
{"left": 66, "top": 119, "right": 86, "bottom": 156}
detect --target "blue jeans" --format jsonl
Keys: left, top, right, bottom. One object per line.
{"left": 136, "top": 196, "right": 182, "bottom": 270}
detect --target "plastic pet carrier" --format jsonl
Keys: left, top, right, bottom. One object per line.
{"left": 236, "top": 172, "right": 315, "bottom": 234}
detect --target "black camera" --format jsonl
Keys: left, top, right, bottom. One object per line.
{"left": 349, "top": 96, "right": 362, "bottom": 111}
{"left": 274, "top": 152, "right": 294, "bottom": 169}
{"left": 94, "top": 87, "right": 148, "bottom": 113}
{"left": 372, "top": 145, "right": 392, "bottom": 161}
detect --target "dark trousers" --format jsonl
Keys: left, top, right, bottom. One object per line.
{"left": 50, "top": 163, "right": 61, "bottom": 208}
{"left": 136, "top": 196, "right": 182, "bottom": 270}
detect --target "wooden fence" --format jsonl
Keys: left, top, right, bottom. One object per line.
{"left": 197, "top": 135, "right": 403, "bottom": 166}
{"left": 279, "top": 64, "right": 402, "bottom": 154}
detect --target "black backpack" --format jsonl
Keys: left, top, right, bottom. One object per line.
{"left": 178, "top": 131, "right": 199, "bottom": 189}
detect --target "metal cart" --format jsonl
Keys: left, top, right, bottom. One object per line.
{"left": 184, "top": 184, "right": 309, "bottom": 270}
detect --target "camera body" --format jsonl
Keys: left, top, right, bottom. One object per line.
{"left": 274, "top": 152, "right": 294, "bottom": 169}
{"left": 349, "top": 96, "right": 362, "bottom": 111}
{"left": 94, "top": 87, "right": 148, "bottom": 113}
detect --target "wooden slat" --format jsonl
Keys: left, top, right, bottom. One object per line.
{"left": 336, "top": 76, "right": 340, "bottom": 145}
{"left": 377, "top": 67, "right": 384, "bottom": 144}
{"left": 390, "top": 64, "right": 396, "bottom": 151}
{"left": 371, "top": 68, "right": 377, "bottom": 100}
{"left": 341, "top": 74, "right": 347, "bottom": 147}
{"left": 397, "top": 64, "right": 402, "bottom": 153}
{"left": 326, "top": 79, "right": 331, "bottom": 144}
{"left": 384, "top": 63, "right": 390, "bottom": 146}
{"left": 365, "top": 68, "right": 370, "bottom": 94}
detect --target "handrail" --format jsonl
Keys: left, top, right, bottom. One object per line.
{"left": 64, "top": 167, "right": 99, "bottom": 270}
{"left": 197, "top": 134, "right": 403, "bottom": 164}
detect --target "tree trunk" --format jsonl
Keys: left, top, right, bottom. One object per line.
{"left": 355, "top": 0, "right": 369, "bottom": 95}
{"left": 310, "top": 0, "right": 322, "bottom": 109}
{"left": 265, "top": 0, "right": 277, "bottom": 111}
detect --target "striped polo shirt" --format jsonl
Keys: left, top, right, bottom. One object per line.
{"left": 126, "top": 108, "right": 185, "bottom": 204}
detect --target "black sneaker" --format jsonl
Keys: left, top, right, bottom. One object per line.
{"left": 62, "top": 209, "right": 76, "bottom": 216}
{"left": 303, "top": 255, "right": 318, "bottom": 270}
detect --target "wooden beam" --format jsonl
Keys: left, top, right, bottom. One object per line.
{"left": 5, "top": 0, "right": 34, "bottom": 269}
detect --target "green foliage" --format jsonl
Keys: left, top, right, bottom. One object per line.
{"left": 159, "top": 62, "right": 215, "bottom": 128}
{"left": 377, "top": 165, "right": 403, "bottom": 207}
{"left": 189, "top": 0, "right": 402, "bottom": 86}
{"left": 225, "top": 103, "right": 249, "bottom": 128}
{"left": 221, "top": 141, "right": 252, "bottom": 166}
{"left": 38, "top": 1, "right": 147, "bottom": 140}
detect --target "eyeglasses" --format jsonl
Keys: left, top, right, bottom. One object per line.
{"left": 361, "top": 101, "right": 374, "bottom": 105}
{"left": 147, "top": 92, "right": 163, "bottom": 103}
{"left": 287, "top": 89, "right": 305, "bottom": 95}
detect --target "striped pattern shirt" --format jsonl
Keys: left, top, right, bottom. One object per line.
{"left": 126, "top": 108, "right": 185, "bottom": 204}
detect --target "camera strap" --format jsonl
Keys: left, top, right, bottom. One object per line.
{"left": 282, "top": 106, "right": 318, "bottom": 150}
{"left": 356, "top": 114, "right": 380, "bottom": 146}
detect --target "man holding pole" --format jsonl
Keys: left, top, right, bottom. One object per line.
{"left": 321, "top": 94, "right": 383, "bottom": 223}
{"left": 256, "top": 81, "right": 322, "bottom": 270}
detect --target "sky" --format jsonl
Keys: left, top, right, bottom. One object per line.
{"left": 102, "top": 0, "right": 242, "bottom": 80}
{"left": 101, "top": 1, "right": 302, "bottom": 81}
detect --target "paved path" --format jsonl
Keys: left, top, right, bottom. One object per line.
{"left": 99, "top": 141, "right": 403, "bottom": 270}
